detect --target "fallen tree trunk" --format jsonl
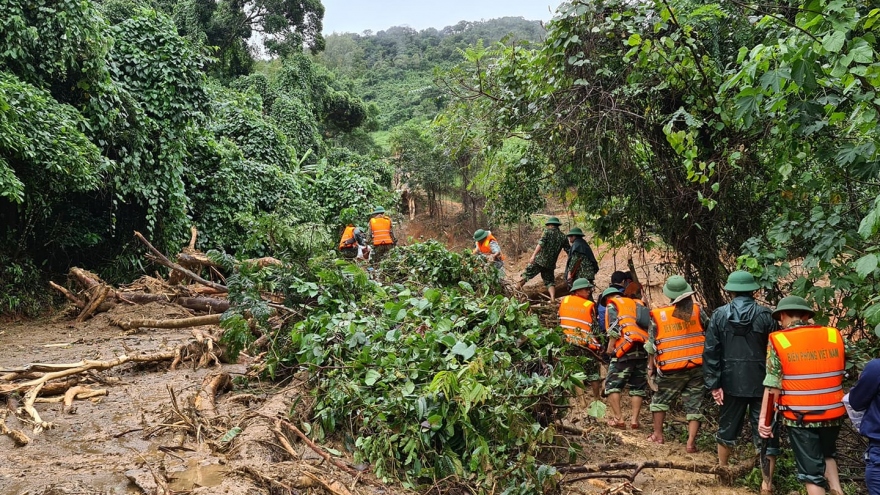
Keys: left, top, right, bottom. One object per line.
{"left": 114, "top": 314, "right": 222, "bottom": 331}
{"left": 556, "top": 460, "right": 737, "bottom": 485}
{"left": 195, "top": 372, "right": 232, "bottom": 419}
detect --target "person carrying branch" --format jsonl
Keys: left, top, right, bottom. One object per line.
{"left": 758, "top": 296, "right": 845, "bottom": 495}
{"left": 367, "top": 206, "right": 396, "bottom": 264}
{"left": 645, "top": 275, "right": 708, "bottom": 453}
{"left": 564, "top": 227, "right": 600, "bottom": 289}
{"left": 558, "top": 278, "right": 605, "bottom": 403}
{"left": 703, "top": 270, "right": 779, "bottom": 495}
{"left": 472, "top": 229, "right": 505, "bottom": 277}
{"left": 602, "top": 286, "right": 651, "bottom": 429}
{"left": 517, "top": 216, "right": 569, "bottom": 303}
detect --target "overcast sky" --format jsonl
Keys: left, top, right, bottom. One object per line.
{"left": 321, "top": 0, "right": 559, "bottom": 35}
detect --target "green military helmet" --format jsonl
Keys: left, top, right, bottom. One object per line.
{"left": 473, "top": 229, "right": 489, "bottom": 241}
{"left": 662, "top": 275, "right": 693, "bottom": 300}
{"left": 599, "top": 286, "right": 621, "bottom": 304}
{"left": 772, "top": 295, "right": 815, "bottom": 320}
{"left": 567, "top": 227, "right": 585, "bottom": 237}
{"left": 371, "top": 206, "right": 386, "bottom": 215}
{"left": 545, "top": 216, "right": 562, "bottom": 226}
{"left": 570, "top": 278, "right": 593, "bottom": 291}
{"left": 723, "top": 270, "right": 760, "bottom": 292}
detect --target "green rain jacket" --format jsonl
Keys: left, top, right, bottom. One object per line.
{"left": 702, "top": 296, "right": 776, "bottom": 398}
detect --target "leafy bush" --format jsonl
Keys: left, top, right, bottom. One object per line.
{"left": 379, "top": 240, "right": 502, "bottom": 290}
{"left": 222, "top": 249, "right": 582, "bottom": 493}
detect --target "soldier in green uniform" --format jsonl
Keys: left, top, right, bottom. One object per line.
{"left": 645, "top": 275, "right": 709, "bottom": 452}
{"left": 564, "top": 227, "right": 600, "bottom": 289}
{"left": 759, "top": 296, "right": 845, "bottom": 495}
{"left": 517, "top": 216, "right": 569, "bottom": 302}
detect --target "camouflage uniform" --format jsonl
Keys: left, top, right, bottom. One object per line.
{"left": 604, "top": 302, "right": 649, "bottom": 396}
{"left": 648, "top": 367, "right": 705, "bottom": 420}
{"left": 371, "top": 244, "right": 393, "bottom": 264}
{"left": 521, "top": 226, "right": 568, "bottom": 287}
{"left": 565, "top": 237, "right": 599, "bottom": 284}
{"left": 645, "top": 306, "right": 709, "bottom": 421}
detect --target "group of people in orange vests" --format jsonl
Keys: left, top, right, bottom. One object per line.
{"left": 556, "top": 268, "right": 865, "bottom": 495}
{"left": 470, "top": 224, "right": 866, "bottom": 495}
{"left": 338, "top": 207, "right": 397, "bottom": 263}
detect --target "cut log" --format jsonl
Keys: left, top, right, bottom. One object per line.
{"left": 113, "top": 314, "right": 222, "bottom": 331}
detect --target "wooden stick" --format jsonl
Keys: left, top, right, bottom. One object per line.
{"left": 77, "top": 284, "right": 110, "bottom": 322}
{"left": 63, "top": 386, "right": 107, "bottom": 413}
{"left": 302, "top": 471, "right": 353, "bottom": 495}
{"left": 270, "top": 419, "right": 300, "bottom": 459}
{"left": 195, "top": 373, "right": 231, "bottom": 419}
{"left": 272, "top": 417, "right": 362, "bottom": 480}
{"left": 49, "top": 281, "right": 86, "bottom": 308}
{"left": 134, "top": 231, "right": 227, "bottom": 292}
{"left": 188, "top": 226, "right": 198, "bottom": 251}
{"left": 114, "top": 314, "right": 222, "bottom": 331}
{"left": 0, "top": 414, "right": 30, "bottom": 447}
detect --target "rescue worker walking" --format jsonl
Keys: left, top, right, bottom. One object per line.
{"left": 558, "top": 278, "right": 604, "bottom": 403}
{"left": 602, "top": 286, "right": 651, "bottom": 429}
{"left": 646, "top": 275, "right": 707, "bottom": 452}
{"left": 472, "top": 229, "right": 504, "bottom": 277}
{"left": 598, "top": 271, "right": 634, "bottom": 332}
{"left": 367, "top": 206, "right": 396, "bottom": 264}
{"left": 339, "top": 224, "right": 368, "bottom": 260}
{"left": 564, "top": 227, "right": 600, "bottom": 289}
{"left": 703, "top": 270, "right": 778, "bottom": 495}
{"left": 517, "top": 217, "right": 569, "bottom": 302}
{"left": 758, "top": 296, "right": 845, "bottom": 495}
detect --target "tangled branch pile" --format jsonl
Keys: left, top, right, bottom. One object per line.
{"left": 221, "top": 244, "right": 585, "bottom": 493}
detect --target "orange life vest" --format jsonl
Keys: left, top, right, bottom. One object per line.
{"left": 473, "top": 233, "right": 504, "bottom": 261}
{"left": 339, "top": 225, "right": 357, "bottom": 249}
{"left": 607, "top": 296, "right": 648, "bottom": 358}
{"left": 559, "top": 295, "right": 601, "bottom": 351}
{"left": 650, "top": 303, "right": 705, "bottom": 372}
{"left": 770, "top": 325, "right": 846, "bottom": 423}
{"left": 369, "top": 215, "right": 394, "bottom": 246}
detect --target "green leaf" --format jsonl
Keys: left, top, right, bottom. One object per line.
{"left": 586, "top": 400, "right": 606, "bottom": 419}
{"left": 424, "top": 288, "right": 441, "bottom": 303}
{"left": 364, "top": 369, "right": 381, "bottom": 386}
{"left": 451, "top": 341, "right": 476, "bottom": 360}
{"left": 627, "top": 33, "right": 642, "bottom": 46}
{"left": 855, "top": 254, "right": 878, "bottom": 279}
{"left": 822, "top": 31, "right": 846, "bottom": 53}
{"left": 219, "top": 426, "right": 242, "bottom": 443}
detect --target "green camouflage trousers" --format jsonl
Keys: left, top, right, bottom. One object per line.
{"left": 604, "top": 357, "right": 648, "bottom": 397}
{"left": 649, "top": 366, "right": 705, "bottom": 421}
{"left": 521, "top": 262, "right": 555, "bottom": 287}
{"left": 371, "top": 244, "right": 394, "bottom": 264}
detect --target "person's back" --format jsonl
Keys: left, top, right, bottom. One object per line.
{"left": 705, "top": 294, "right": 774, "bottom": 397}
{"left": 703, "top": 270, "right": 778, "bottom": 495}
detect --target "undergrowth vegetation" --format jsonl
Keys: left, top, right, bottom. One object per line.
{"left": 221, "top": 243, "right": 587, "bottom": 493}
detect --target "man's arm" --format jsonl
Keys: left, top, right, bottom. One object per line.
{"left": 529, "top": 244, "right": 541, "bottom": 264}
{"left": 850, "top": 358, "right": 880, "bottom": 411}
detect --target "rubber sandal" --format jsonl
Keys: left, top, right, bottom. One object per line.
{"left": 606, "top": 418, "right": 626, "bottom": 429}
{"left": 686, "top": 445, "right": 698, "bottom": 453}
{"left": 630, "top": 423, "right": 640, "bottom": 430}
{"left": 646, "top": 433, "right": 664, "bottom": 444}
